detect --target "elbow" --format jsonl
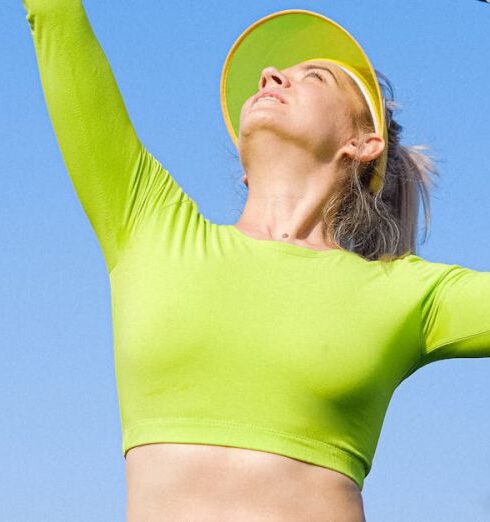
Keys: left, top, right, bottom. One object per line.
{"left": 22, "top": 0, "right": 83, "bottom": 30}
{"left": 22, "top": 0, "right": 82, "bottom": 18}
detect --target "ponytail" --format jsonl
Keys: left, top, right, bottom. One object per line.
{"left": 321, "top": 70, "right": 441, "bottom": 261}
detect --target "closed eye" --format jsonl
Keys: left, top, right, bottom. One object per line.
{"left": 305, "top": 71, "right": 326, "bottom": 82}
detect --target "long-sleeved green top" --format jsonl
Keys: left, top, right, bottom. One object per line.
{"left": 23, "top": 0, "right": 490, "bottom": 491}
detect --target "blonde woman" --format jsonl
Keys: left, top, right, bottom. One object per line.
{"left": 22, "top": 2, "right": 490, "bottom": 521}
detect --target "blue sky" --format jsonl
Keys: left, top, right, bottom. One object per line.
{"left": 2, "top": 0, "right": 490, "bottom": 520}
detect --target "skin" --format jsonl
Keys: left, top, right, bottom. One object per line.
{"left": 125, "top": 61, "right": 376, "bottom": 522}
{"left": 126, "top": 443, "right": 366, "bottom": 521}
{"left": 235, "top": 59, "right": 385, "bottom": 250}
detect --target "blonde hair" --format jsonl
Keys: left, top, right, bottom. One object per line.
{"left": 321, "top": 69, "right": 440, "bottom": 262}
{"left": 228, "top": 70, "right": 441, "bottom": 262}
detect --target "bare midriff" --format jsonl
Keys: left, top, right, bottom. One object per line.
{"left": 125, "top": 443, "right": 366, "bottom": 521}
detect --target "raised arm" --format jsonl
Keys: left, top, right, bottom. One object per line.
{"left": 22, "top": 0, "right": 194, "bottom": 272}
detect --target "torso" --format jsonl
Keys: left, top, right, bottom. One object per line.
{"left": 125, "top": 443, "right": 366, "bottom": 521}
{"left": 124, "top": 228, "right": 366, "bottom": 520}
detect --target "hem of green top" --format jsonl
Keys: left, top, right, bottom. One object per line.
{"left": 122, "top": 415, "right": 367, "bottom": 491}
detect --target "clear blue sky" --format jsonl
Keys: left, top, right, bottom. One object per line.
{"left": 2, "top": 0, "right": 490, "bottom": 520}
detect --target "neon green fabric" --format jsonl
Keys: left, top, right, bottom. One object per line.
{"left": 23, "top": 0, "right": 490, "bottom": 491}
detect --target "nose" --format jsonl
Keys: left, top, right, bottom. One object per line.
{"left": 258, "top": 66, "right": 290, "bottom": 91}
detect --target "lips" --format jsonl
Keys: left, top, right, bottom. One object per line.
{"left": 253, "top": 91, "right": 287, "bottom": 105}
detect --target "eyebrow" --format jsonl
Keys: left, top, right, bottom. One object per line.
{"left": 298, "top": 63, "right": 339, "bottom": 85}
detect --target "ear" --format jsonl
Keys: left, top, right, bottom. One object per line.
{"left": 242, "top": 174, "right": 249, "bottom": 188}
{"left": 343, "top": 133, "right": 385, "bottom": 163}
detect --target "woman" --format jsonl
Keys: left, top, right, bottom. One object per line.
{"left": 22, "top": 2, "right": 490, "bottom": 521}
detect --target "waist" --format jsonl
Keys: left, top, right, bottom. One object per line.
{"left": 122, "top": 416, "right": 368, "bottom": 490}
{"left": 125, "top": 443, "right": 366, "bottom": 522}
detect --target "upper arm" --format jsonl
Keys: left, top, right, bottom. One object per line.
{"left": 420, "top": 264, "right": 490, "bottom": 365}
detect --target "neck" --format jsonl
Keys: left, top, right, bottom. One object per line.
{"left": 236, "top": 145, "right": 344, "bottom": 249}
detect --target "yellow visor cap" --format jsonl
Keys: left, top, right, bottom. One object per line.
{"left": 220, "top": 9, "right": 388, "bottom": 195}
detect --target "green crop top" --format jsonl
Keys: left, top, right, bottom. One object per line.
{"left": 23, "top": 0, "right": 490, "bottom": 491}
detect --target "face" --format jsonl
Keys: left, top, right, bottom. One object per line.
{"left": 238, "top": 60, "right": 361, "bottom": 162}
